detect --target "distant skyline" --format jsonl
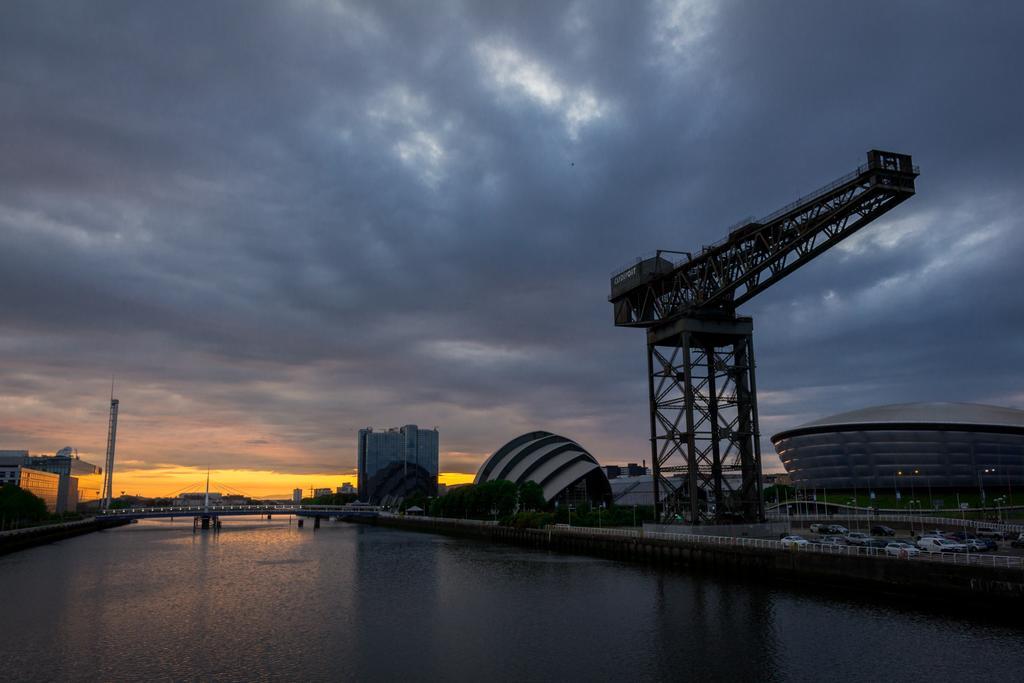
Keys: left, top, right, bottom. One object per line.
{"left": 2, "top": 2, "right": 1023, "bottom": 498}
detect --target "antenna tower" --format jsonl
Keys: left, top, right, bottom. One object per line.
{"left": 101, "top": 381, "right": 120, "bottom": 509}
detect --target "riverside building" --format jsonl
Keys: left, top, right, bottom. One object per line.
{"left": 357, "top": 425, "right": 439, "bottom": 505}
{"left": 773, "top": 402, "right": 1024, "bottom": 498}
{"left": 0, "top": 448, "right": 101, "bottom": 513}
{"left": 0, "top": 453, "right": 61, "bottom": 512}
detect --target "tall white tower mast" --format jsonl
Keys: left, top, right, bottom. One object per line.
{"left": 101, "top": 380, "right": 120, "bottom": 510}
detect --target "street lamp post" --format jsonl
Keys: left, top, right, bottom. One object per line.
{"left": 897, "top": 471, "right": 912, "bottom": 535}
{"left": 851, "top": 473, "right": 859, "bottom": 531}
{"left": 994, "top": 495, "right": 1007, "bottom": 523}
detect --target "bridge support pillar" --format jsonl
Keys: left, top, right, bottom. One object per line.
{"left": 195, "top": 514, "right": 220, "bottom": 530}
{"left": 314, "top": 516, "right": 321, "bottom": 530}
{"left": 297, "top": 519, "right": 304, "bottom": 528}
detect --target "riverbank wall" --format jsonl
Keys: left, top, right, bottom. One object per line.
{"left": 352, "top": 515, "right": 1024, "bottom": 603}
{"left": 0, "top": 518, "right": 131, "bottom": 555}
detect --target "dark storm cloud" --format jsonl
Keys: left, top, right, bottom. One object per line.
{"left": 1, "top": 0, "right": 1022, "bottom": 475}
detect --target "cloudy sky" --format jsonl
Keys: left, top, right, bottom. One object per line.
{"left": 1, "top": 1, "right": 1022, "bottom": 497}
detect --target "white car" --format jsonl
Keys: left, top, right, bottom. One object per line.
{"left": 780, "top": 535, "right": 810, "bottom": 548}
{"left": 918, "top": 528, "right": 948, "bottom": 538}
{"left": 976, "top": 526, "right": 1007, "bottom": 540}
{"left": 844, "top": 532, "right": 873, "bottom": 546}
{"left": 916, "top": 537, "right": 968, "bottom": 553}
{"left": 885, "top": 542, "right": 920, "bottom": 557}
{"left": 818, "top": 535, "right": 847, "bottom": 547}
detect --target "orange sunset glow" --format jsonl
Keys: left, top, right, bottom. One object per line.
{"left": 102, "top": 466, "right": 476, "bottom": 500}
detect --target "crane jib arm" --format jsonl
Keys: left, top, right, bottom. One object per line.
{"left": 610, "top": 150, "right": 919, "bottom": 327}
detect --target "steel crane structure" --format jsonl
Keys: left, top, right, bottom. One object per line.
{"left": 609, "top": 150, "right": 919, "bottom": 524}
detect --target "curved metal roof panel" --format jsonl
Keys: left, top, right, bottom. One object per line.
{"left": 541, "top": 460, "right": 602, "bottom": 502}
{"left": 475, "top": 432, "right": 607, "bottom": 502}
{"left": 772, "top": 402, "right": 1024, "bottom": 441}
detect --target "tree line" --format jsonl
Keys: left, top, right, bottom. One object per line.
{"left": 395, "top": 480, "right": 656, "bottom": 529}
{"left": 0, "top": 484, "right": 54, "bottom": 530}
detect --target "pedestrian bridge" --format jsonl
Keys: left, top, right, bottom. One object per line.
{"left": 95, "top": 503, "right": 381, "bottom": 521}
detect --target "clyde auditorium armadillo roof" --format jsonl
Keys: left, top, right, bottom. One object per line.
{"left": 772, "top": 402, "right": 1024, "bottom": 441}
{"left": 475, "top": 431, "right": 610, "bottom": 503}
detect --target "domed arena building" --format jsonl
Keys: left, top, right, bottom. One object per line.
{"left": 772, "top": 403, "right": 1024, "bottom": 492}
{"left": 475, "top": 431, "right": 611, "bottom": 505}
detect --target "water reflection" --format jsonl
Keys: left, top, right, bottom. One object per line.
{"left": 0, "top": 519, "right": 1021, "bottom": 682}
{"left": 651, "top": 572, "right": 781, "bottom": 681}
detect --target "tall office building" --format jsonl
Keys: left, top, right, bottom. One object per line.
{"left": 292, "top": 488, "right": 302, "bottom": 504}
{"left": 357, "top": 425, "right": 439, "bottom": 504}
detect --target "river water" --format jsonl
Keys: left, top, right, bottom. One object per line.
{"left": 1, "top": 518, "right": 1021, "bottom": 682}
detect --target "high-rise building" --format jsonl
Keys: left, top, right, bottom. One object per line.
{"left": 357, "top": 425, "right": 439, "bottom": 504}
{"left": 292, "top": 488, "right": 302, "bottom": 504}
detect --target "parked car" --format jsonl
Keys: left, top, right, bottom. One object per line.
{"left": 885, "top": 541, "right": 921, "bottom": 557}
{"left": 944, "top": 532, "right": 997, "bottom": 552}
{"left": 871, "top": 525, "right": 896, "bottom": 536}
{"left": 818, "top": 536, "right": 848, "bottom": 547}
{"left": 822, "top": 524, "right": 849, "bottom": 535}
{"left": 844, "top": 532, "right": 873, "bottom": 546}
{"left": 809, "top": 523, "right": 826, "bottom": 534}
{"left": 916, "top": 537, "right": 968, "bottom": 553}
{"left": 918, "top": 528, "right": 948, "bottom": 538}
{"left": 781, "top": 535, "right": 810, "bottom": 549}
{"left": 976, "top": 526, "right": 1007, "bottom": 540}
{"left": 1011, "top": 533, "right": 1024, "bottom": 549}
{"left": 862, "top": 538, "right": 890, "bottom": 549}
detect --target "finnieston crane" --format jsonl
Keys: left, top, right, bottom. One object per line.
{"left": 610, "top": 150, "right": 919, "bottom": 524}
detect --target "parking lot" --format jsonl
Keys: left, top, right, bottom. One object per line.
{"left": 784, "top": 523, "right": 1024, "bottom": 559}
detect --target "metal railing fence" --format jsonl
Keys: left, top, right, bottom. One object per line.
{"left": 542, "top": 524, "right": 1024, "bottom": 570}
{"left": 768, "top": 512, "right": 1024, "bottom": 535}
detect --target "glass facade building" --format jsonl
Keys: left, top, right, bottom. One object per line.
{"left": 772, "top": 403, "right": 1024, "bottom": 492}
{"left": 26, "top": 450, "right": 103, "bottom": 512}
{"left": 1, "top": 450, "right": 103, "bottom": 512}
{"left": 18, "top": 468, "right": 61, "bottom": 512}
{"left": 357, "top": 425, "right": 439, "bottom": 504}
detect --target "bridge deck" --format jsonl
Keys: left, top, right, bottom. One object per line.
{"left": 96, "top": 504, "right": 381, "bottom": 520}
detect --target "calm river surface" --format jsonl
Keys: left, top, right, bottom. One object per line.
{"left": 1, "top": 518, "right": 1022, "bottom": 682}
